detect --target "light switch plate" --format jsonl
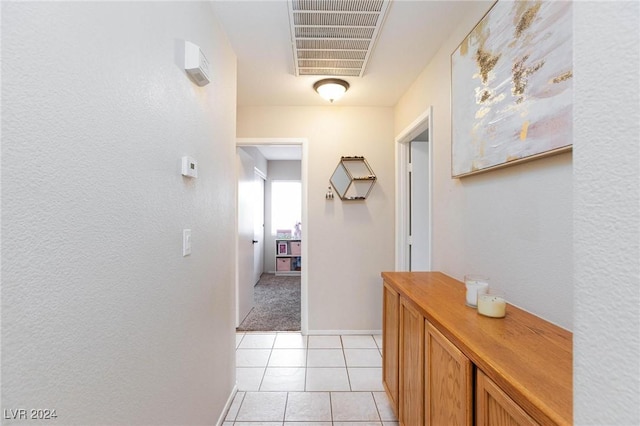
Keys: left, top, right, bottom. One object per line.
{"left": 183, "top": 229, "right": 192, "bottom": 256}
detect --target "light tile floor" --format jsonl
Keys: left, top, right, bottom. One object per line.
{"left": 224, "top": 332, "right": 398, "bottom": 425}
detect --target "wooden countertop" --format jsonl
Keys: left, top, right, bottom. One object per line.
{"left": 381, "top": 271, "right": 572, "bottom": 426}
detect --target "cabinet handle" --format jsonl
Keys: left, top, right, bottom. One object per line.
{"left": 252, "top": 240, "right": 259, "bottom": 244}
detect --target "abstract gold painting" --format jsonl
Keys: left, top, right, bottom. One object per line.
{"left": 451, "top": 1, "right": 573, "bottom": 177}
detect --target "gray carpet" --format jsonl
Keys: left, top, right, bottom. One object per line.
{"left": 237, "top": 273, "right": 301, "bottom": 332}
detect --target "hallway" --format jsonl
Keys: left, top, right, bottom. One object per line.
{"left": 224, "top": 332, "right": 398, "bottom": 424}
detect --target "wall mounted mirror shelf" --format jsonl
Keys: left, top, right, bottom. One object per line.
{"left": 330, "top": 156, "right": 377, "bottom": 200}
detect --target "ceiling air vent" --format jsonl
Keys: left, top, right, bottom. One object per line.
{"left": 288, "top": 0, "right": 391, "bottom": 77}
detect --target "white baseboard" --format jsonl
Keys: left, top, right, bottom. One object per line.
{"left": 216, "top": 384, "right": 238, "bottom": 426}
{"left": 306, "top": 329, "right": 382, "bottom": 336}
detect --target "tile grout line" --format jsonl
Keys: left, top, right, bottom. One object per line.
{"left": 228, "top": 390, "right": 246, "bottom": 423}
{"left": 259, "top": 334, "right": 277, "bottom": 391}
{"left": 329, "top": 391, "right": 334, "bottom": 423}
{"left": 304, "top": 337, "right": 309, "bottom": 391}
{"left": 236, "top": 332, "right": 244, "bottom": 349}
{"left": 340, "top": 335, "right": 354, "bottom": 392}
{"left": 371, "top": 390, "right": 384, "bottom": 423}
{"left": 283, "top": 391, "right": 289, "bottom": 424}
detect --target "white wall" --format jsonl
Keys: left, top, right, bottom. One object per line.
{"left": 394, "top": 1, "right": 573, "bottom": 330}
{"left": 238, "top": 107, "right": 395, "bottom": 332}
{"left": 1, "top": 3, "right": 237, "bottom": 424}
{"left": 268, "top": 160, "right": 303, "bottom": 180}
{"left": 574, "top": 2, "right": 640, "bottom": 424}
{"left": 265, "top": 161, "right": 302, "bottom": 273}
{"left": 238, "top": 146, "right": 268, "bottom": 177}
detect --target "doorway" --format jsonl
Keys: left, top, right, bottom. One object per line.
{"left": 236, "top": 138, "right": 309, "bottom": 334}
{"left": 395, "top": 108, "right": 433, "bottom": 271}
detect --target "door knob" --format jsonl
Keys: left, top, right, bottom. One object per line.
{"left": 252, "top": 240, "right": 259, "bottom": 244}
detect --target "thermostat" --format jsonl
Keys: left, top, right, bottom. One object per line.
{"left": 181, "top": 156, "right": 198, "bottom": 178}
{"left": 184, "top": 41, "right": 211, "bottom": 86}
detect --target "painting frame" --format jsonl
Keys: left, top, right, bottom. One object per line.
{"left": 277, "top": 242, "right": 288, "bottom": 255}
{"left": 451, "top": 0, "right": 573, "bottom": 178}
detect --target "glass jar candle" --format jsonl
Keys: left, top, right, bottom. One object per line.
{"left": 477, "top": 293, "right": 507, "bottom": 318}
{"left": 464, "top": 275, "right": 489, "bottom": 307}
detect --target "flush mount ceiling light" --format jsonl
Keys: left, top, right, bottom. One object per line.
{"left": 313, "top": 78, "right": 350, "bottom": 103}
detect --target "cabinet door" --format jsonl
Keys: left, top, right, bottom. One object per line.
{"left": 476, "top": 369, "right": 539, "bottom": 426}
{"left": 400, "top": 298, "right": 424, "bottom": 425}
{"left": 425, "top": 323, "right": 473, "bottom": 426}
{"left": 382, "top": 282, "right": 400, "bottom": 415}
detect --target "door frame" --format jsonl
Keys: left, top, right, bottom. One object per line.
{"left": 394, "top": 107, "right": 433, "bottom": 271}
{"left": 236, "top": 137, "right": 309, "bottom": 335}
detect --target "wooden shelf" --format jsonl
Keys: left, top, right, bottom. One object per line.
{"left": 329, "top": 156, "right": 377, "bottom": 200}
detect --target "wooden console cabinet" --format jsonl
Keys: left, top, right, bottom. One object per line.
{"left": 381, "top": 272, "right": 572, "bottom": 426}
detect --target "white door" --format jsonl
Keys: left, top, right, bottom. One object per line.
{"left": 410, "top": 141, "right": 431, "bottom": 270}
{"left": 237, "top": 149, "right": 255, "bottom": 326}
{"left": 253, "top": 173, "right": 265, "bottom": 284}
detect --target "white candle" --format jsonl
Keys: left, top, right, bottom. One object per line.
{"left": 477, "top": 294, "right": 507, "bottom": 318}
{"left": 464, "top": 275, "right": 489, "bottom": 307}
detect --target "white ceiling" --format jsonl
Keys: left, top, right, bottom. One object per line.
{"left": 210, "top": 0, "right": 480, "bottom": 107}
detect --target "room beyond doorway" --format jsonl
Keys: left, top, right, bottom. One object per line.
{"left": 237, "top": 273, "right": 301, "bottom": 331}
{"left": 236, "top": 138, "right": 309, "bottom": 335}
